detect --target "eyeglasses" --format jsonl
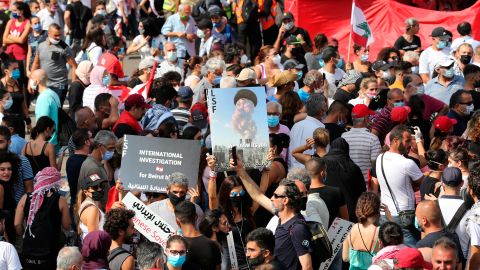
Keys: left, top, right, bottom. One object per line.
{"left": 460, "top": 102, "right": 473, "bottom": 106}
{"left": 273, "top": 193, "right": 288, "bottom": 199}
{"left": 168, "top": 249, "right": 187, "bottom": 256}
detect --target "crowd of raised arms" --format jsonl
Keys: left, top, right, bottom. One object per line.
{"left": 0, "top": 0, "right": 479, "bottom": 269}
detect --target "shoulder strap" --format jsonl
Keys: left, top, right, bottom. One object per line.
{"left": 41, "top": 142, "right": 48, "bottom": 154}
{"left": 380, "top": 153, "right": 400, "bottom": 213}
{"left": 79, "top": 202, "right": 95, "bottom": 217}
{"left": 28, "top": 142, "right": 41, "bottom": 169}
{"left": 108, "top": 248, "right": 130, "bottom": 263}
{"left": 446, "top": 203, "right": 469, "bottom": 233}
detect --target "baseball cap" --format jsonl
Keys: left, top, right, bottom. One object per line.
{"left": 434, "top": 57, "right": 455, "bottom": 69}
{"left": 125, "top": 94, "right": 152, "bottom": 110}
{"left": 286, "top": 35, "right": 302, "bottom": 45}
{"left": 390, "top": 106, "right": 411, "bottom": 123}
{"left": 236, "top": 68, "right": 257, "bottom": 81}
{"left": 442, "top": 167, "right": 463, "bottom": 187}
{"left": 269, "top": 71, "right": 297, "bottom": 87}
{"left": 431, "top": 26, "right": 450, "bottom": 39}
{"left": 283, "top": 59, "right": 305, "bottom": 70}
{"left": 281, "top": 12, "right": 294, "bottom": 21}
{"left": 208, "top": 5, "right": 222, "bottom": 17}
{"left": 234, "top": 89, "right": 257, "bottom": 107}
{"left": 138, "top": 58, "right": 155, "bottom": 70}
{"left": 190, "top": 103, "right": 208, "bottom": 129}
{"left": 177, "top": 86, "right": 194, "bottom": 101}
{"left": 81, "top": 173, "right": 108, "bottom": 190}
{"left": 433, "top": 116, "right": 457, "bottom": 133}
{"left": 92, "top": 14, "right": 107, "bottom": 24}
{"left": 372, "top": 60, "right": 391, "bottom": 72}
{"left": 352, "top": 104, "right": 375, "bottom": 118}
{"left": 338, "top": 70, "right": 362, "bottom": 88}
{"left": 394, "top": 248, "right": 432, "bottom": 269}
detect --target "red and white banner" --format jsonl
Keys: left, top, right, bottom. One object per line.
{"left": 351, "top": 0, "right": 374, "bottom": 48}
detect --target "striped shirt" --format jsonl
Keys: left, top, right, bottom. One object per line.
{"left": 341, "top": 128, "right": 381, "bottom": 184}
{"left": 369, "top": 106, "right": 392, "bottom": 143}
{"left": 171, "top": 107, "right": 191, "bottom": 133}
{"left": 13, "top": 155, "right": 34, "bottom": 202}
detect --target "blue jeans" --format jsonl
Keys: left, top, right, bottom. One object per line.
{"left": 380, "top": 215, "right": 419, "bottom": 247}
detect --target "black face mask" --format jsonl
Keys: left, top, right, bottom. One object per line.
{"left": 168, "top": 192, "right": 186, "bottom": 206}
{"left": 300, "top": 196, "right": 307, "bottom": 211}
{"left": 217, "top": 230, "right": 229, "bottom": 241}
{"left": 92, "top": 189, "right": 104, "bottom": 201}
{"left": 460, "top": 55, "right": 472, "bottom": 65}
{"left": 473, "top": 80, "right": 480, "bottom": 88}
{"left": 230, "top": 196, "right": 244, "bottom": 209}
{"left": 247, "top": 254, "right": 266, "bottom": 267}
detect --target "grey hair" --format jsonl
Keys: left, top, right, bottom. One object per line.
{"left": 220, "top": 76, "right": 236, "bottom": 88}
{"left": 403, "top": 51, "right": 419, "bottom": 62}
{"left": 178, "top": 3, "right": 191, "bottom": 12}
{"left": 202, "top": 58, "right": 226, "bottom": 75}
{"left": 303, "top": 70, "right": 322, "bottom": 87}
{"left": 137, "top": 241, "right": 164, "bottom": 270}
{"left": 352, "top": 117, "right": 366, "bottom": 126}
{"left": 168, "top": 172, "right": 189, "bottom": 188}
{"left": 287, "top": 167, "right": 311, "bottom": 190}
{"left": 405, "top": 17, "right": 418, "bottom": 27}
{"left": 56, "top": 247, "right": 82, "bottom": 270}
{"left": 267, "top": 101, "right": 282, "bottom": 114}
{"left": 306, "top": 93, "right": 327, "bottom": 117}
{"left": 164, "top": 41, "right": 176, "bottom": 53}
{"left": 94, "top": 130, "right": 117, "bottom": 148}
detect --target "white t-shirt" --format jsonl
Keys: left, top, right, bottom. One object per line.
{"left": 155, "top": 59, "right": 185, "bottom": 80}
{"left": 418, "top": 46, "right": 451, "bottom": 79}
{"left": 468, "top": 220, "right": 480, "bottom": 246}
{"left": 184, "top": 74, "right": 200, "bottom": 88}
{"left": 0, "top": 241, "right": 22, "bottom": 270}
{"left": 438, "top": 196, "right": 471, "bottom": 258}
{"left": 375, "top": 152, "right": 423, "bottom": 215}
{"left": 288, "top": 116, "right": 325, "bottom": 169}
{"left": 319, "top": 67, "right": 345, "bottom": 98}
{"left": 132, "top": 34, "right": 166, "bottom": 59}
{"left": 75, "top": 42, "right": 103, "bottom": 65}
{"left": 36, "top": 8, "right": 63, "bottom": 31}
{"left": 450, "top": 35, "right": 480, "bottom": 53}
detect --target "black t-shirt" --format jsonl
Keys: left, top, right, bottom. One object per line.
{"left": 280, "top": 27, "right": 312, "bottom": 64}
{"left": 393, "top": 35, "right": 421, "bottom": 52}
{"left": 309, "top": 186, "right": 346, "bottom": 227}
{"left": 416, "top": 229, "right": 465, "bottom": 262}
{"left": 66, "top": 1, "right": 92, "bottom": 39}
{"left": 419, "top": 176, "right": 440, "bottom": 200}
{"left": 67, "top": 81, "right": 86, "bottom": 118}
{"left": 66, "top": 154, "right": 88, "bottom": 205}
{"left": 163, "top": 261, "right": 200, "bottom": 270}
{"left": 471, "top": 90, "right": 480, "bottom": 111}
{"left": 323, "top": 123, "right": 347, "bottom": 143}
{"left": 185, "top": 235, "right": 222, "bottom": 270}
{"left": 274, "top": 214, "right": 313, "bottom": 270}
{"left": 128, "top": 77, "right": 143, "bottom": 88}
{"left": 114, "top": 123, "right": 139, "bottom": 138}
{"left": 267, "top": 258, "right": 288, "bottom": 270}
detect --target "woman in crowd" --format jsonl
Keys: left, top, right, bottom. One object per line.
{"left": 127, "top": 16, "right": 164, "bottom": 59}
{"left": 466, "top": 111, "right": 480, "bottom": 153}
{"left": 448, "top": 148, "right": 471, "bottom": 190}
{"left": 278, "top": 90, "right": 304, "bottom": 129}
{"left": 343, "top": 192, "right": 381, "bottom": 270}
{"left": 76, "top": 174, "right": 108, "bottom": 240}
{"left": 25, "top": 16, "right": 47, "bottom": 79}
{"left": 0, "top": 57, "right": 30, "bottom": 137}
{"left": 0, "top": 88, "right": 12, "bottom": 124}
{"left": 376, "top": 47, "right": 401, "bottom": 64}
{"left": 352, "top": 45, "right": 370, "bottom": 73}
{"left": 157, "top": 122, "right": 179, "bottom": 139}
{"left": 165, "top": 235, "right": 200, "bottom": 270}
{"left": 253, "top": 45, "right": 281, "bottom": 96}
{"left": 0, "top": 152, "right": 20, "bottom": 243}
{"left": 199, "top": 209, "right": 230, "bottom": 263}
{"left": 439, "top": 136, "right": 467, "bottom": 153}
{"left": 183, "top": 56, "right": 203, "bottom": 89}
{"left": 349, "top": 77, "right": 378, "bottom": 107}
{"left": 304, "top": 33, "right": 328, "bottom": 71}
{"left": 68, "top": 60, "right": 94, "bottom": 118}
{"left": 430, "top": 116, "right": 456, "bottom": 150}
{"left": 82, "top": 66, "right": 110, "bottom": 111}
{"left": 15, "top": 167, "right": 70, "bottom": 270}
{"left": 22, "top": 116, "right": 57, "bottom": 176}
{"left": 371, "top": 222, "right": 408, "bottom": 265}
{"left": 75, "top": 26, "right": 105, "bottom": 66}
{"left": 419, "top": 149, "right": 448, "bottom": 200}
{"left": 81, "top": 230, "right": 112, "bottom": 270}
{"left": 128, "top": 58, "right": 155, "bottom": 88}
{"left": 292, "top": 127, "right": 330, "bottom": 165}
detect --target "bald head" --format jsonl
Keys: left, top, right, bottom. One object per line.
{"left": 75, "top": 107, "right": 96, "bottom": 131}
{"left": 31, "top": 69, "right": 48, "bottom": 86}
{"left": 416, "top": 200, "right": 442, "bottom": 229}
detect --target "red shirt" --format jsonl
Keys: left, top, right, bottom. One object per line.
{"left": 98, "top": 51, "right": 125, "bottom": 79}
{"left": 5, "top": 19, "right": 29, "bottom": 60}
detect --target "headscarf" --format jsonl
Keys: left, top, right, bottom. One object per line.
{"left": 75, "top": 60, "right": 94, "bottom": 85}
{"left": 81, "top": 230, "right": 112, "bottom": 270}
{"left": 25, "top": 167, "right": 62, "bottom": 237}
{"left": 90, "top": 65, "right": 107, "bottom": 86}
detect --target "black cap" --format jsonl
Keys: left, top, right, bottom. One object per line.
{"left": 234, "top": 89, "right": 257, "bottom": 107}
{"left": 431, "top": 27, "right": 450, "bottom": 39}
{"left": 283, "top": 59, "right": 304, "bottom": 70}
{"left": 441, "top": 167, "right": 463, "bottom": 187}
{"left": 81, "top": 173, "right": 107, "bottom": 190}
{"left": 372, "top": 60, "right": 391, "bottom": 72}
{"left": 208, "top": 5, "right": 222, "bottom": 17}
{"left": 281, "top": 12, "right": 294, "bottom": 21}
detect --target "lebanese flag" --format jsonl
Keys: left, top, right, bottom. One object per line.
{"left": 126, "top": 60, "right": 157, "bottom": 101}
{"left": 351, "top": 0, "right": 374, "bottom": 48}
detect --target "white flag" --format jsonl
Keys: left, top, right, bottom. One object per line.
{"left": 351, "top": 0, "right": 374, "bottom": 47}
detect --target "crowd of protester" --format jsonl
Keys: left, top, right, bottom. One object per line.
{"left": 0, "top": 0, "right": 479, "bottom": 269}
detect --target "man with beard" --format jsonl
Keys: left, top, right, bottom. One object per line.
{"left": 104, "top": 208, "right": 136, "bottom": 270}
{"left": 375, "top": 124, "right": 424, "bottom": 247}
{"left": 246, "top": 228, "right": 286, "bottom": 269}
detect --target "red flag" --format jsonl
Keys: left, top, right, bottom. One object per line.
{"left": 136, "top": 61, "right": 157, "bottom": 99}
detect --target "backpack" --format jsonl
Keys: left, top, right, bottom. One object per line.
{"left": 241, "top": 0, "right": 258, "bottom": 23}
{"left": 274, "top": 0, "right": 284, "bottom": 27}
{"left": 290, "top": 219, "right": 333, "bottom": 269}
{"left": 57, "top": 106, "right": 76, "bottom": 147}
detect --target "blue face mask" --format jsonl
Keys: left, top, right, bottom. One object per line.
{"left": 11, "top": 69, "right": 20, "bottom": 80}
{"left": 296, "top": 71, "right": 303, "bottom": 81}
{"left": 33, "top": 23, "right": 42, "bottom": 32}
{"left": 213, "top": 22, "right": 222, "bottom": 28}
{"left": 414, "top": 217, "right": 424, "bottom": 232}
{"left": 213, "top": 75, "right": 222, "bottom": 86}
{"left": 336, "top": 58, "right": 344, "bottom": 69}
{"left": 360, "top": 53, "right": 369, "bottom": 62}
{"left": 167, "top": 254, "right": 186, "bottom": 268}
{"left": 12, "top": 12, "right": 19, "bottom": 19}
{"left": 393, "top": 101, "right": 405, "bottom": 108}
{"left": 318, "top": 57, "right": 325, "bottom": 68}
{"left": 443, "top": 67, "right": 454, "bottom": 79}
{"left": 437, "top": 40, "right": 447, "bottom": 49}
{"left": 267, "top": 115, "right": 280, "bottom": 128}
{"left": 102, "top": 150, "right": 114, "bottom": 161}
{"left": 103, "top": 76, "right": 110, "bottom": 86}
{"left": 118, "top": 47, "right": 125, "bottom": 56}
{"left": 4, "top": 98, "right": 13, "bottom": 110}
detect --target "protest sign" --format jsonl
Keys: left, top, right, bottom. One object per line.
{"left": 207, "top": 87, "right": 269, "bottom": 171}
{"left": 319, "top": 218, "right": 354, "bottom": 270}
{"left": 120, "top": 135, "right": 201, "bottom": 192}
{"left": 227, "top": 231, "right": 239, "bottom": 270}
{"left": 122, "top": 192, "right": 176, "bottom": 248}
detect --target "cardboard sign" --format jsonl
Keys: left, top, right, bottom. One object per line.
{"left": 207, "top": 87, "right": 270, "bottom": 171}
{"left": 227, "top": 231, "right": 239, "bottom": 270}
{"left": 120, "top": 135, "right": 201, "bottom": 192}
{"left": 319, "top": 218, "right": 354, "bottom": 270}
{"left": 123, "top": 192, "right": 176, "bottom": 248}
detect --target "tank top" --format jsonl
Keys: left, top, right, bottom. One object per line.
{"left": 5, "top": 19, "right": 29, "bottom": 60}
{"left": 25, "top": 142, "right": 50, "bottom": 177}
{"left": 8, "top": 90, "right": 25, "bottom": 119}
{"left": 348, "top": 225, "right": 379, "bottom": 270}
{"left": 79, "top": 199, "right": 105, "bottom": 240}
{"left": 22, "top": 192, "right": 62, "bottom": 258}
{"left": 258, "top": 63, "right": 277, "bottom": 97}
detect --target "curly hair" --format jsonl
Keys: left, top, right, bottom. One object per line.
{"left": 468, "top": 168, "right": 480, "bottom": 199}
{"left": 376, "top": 47, "right": 400, "bottom": 62}
{"left": 103, "top": 208, "right": 135, "bottom": 240}
{"left": 199, "top": 208, "right": 225, "bottom": 238}
{"left": 355, "top": 192, "right": 381, "bottom": 225}
{"left": 379, "top": 222, "right": 403, "bottom": 246}
{"left": 468, "top": 111, "right": 480, "bottom": 143}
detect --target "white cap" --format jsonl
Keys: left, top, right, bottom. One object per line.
{"left": 138, "top": 57, "right": 155, "bottom": 70}
{"left": 434, "top": 57, "right": 454, "bottom": 69}
{"left": 236, "top": 68, "right": 257, "bottom": 81}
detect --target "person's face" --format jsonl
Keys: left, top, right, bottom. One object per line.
{"left": 266, "top": 49, "right": 278, "bottom": 64}
{"left": 387, "top": 92, "right": 404, "bottom": 108}
{"left": 167, "top": 241, "right": 187, "bottom": 259}
{"left": 85, "top": 185, "right": 103, "bottom": 199}
{"left": 217, "top": 214, "right": 230, "bottom": 233}
{"left": 0, "top": 135, "right": 10, "bottom": 152}
{"left": 181, "top": 5, "right": 192, "bottom": 17}
{"left": 5, "top": 63, "right": 19, "bottom": 78}
{"left": 211, "top": 15, "right": 221, "bottom": 24}
{"left": 101, "top": 141, "right": 116, "bottom": 155}
{"left": 165, "top": 43, "right": 177, "bottom": 55}
{"left": 457, "top": 46, "right": 473, "bottom": 58}
{"left": 365, "top": 82, "right": 378, "bottom": 97}
{"left": 98, "top": 102, "right": 111, "bottom": 116}
{"left": 138, "top": 22, "right": 144, "bottom": 32}
{"left": 84, "top": 109, "right": 98, "bottom": 131}
{"left": 271, "top": 186, "right": 287, "bottom": 213}
{"left": 168, "top": 184, "right": 187, "bottom": 198}
{"left": 30, "top": 2, "right": 40, "bottom": 14}
{"left": 356, "top": 46, "right": 369, "bottom": 56}
{"left": 432, "top": 247, "right": 457, "bottom": 270}
{"left": 31, "top": 17, "right": 40, "bottom": 27}
{"left": 388, "top": 52, "right": 399, "bottom": 63}
{"left": 48, "top": 0, "right": 58, "bottom": 13}
{"left": 48, "top": 28, "right": 62, "bottom": 41}
{"left": 95, "top": 4, "right": 106, "bottom": 14}
{"left": 397, "top": 131, "right": 412, "bottom": 155}
{"left": 408, "top": 23, "right": 420, "bottom": 34}
{"left": 131, "top": 106, "right": 147, "bottom": 121}
{"left": 123, "top": 219, "right": 135, "bottom": 243}
{"left": 267, "top": 106, "right": 280, "bottom": 117}
{"left": 246, "top": 241, "right": 265, "bottom": 262}
{"left": 1, "top": 92, "right": 10, "bottom": 109}
{"left": 0, "top": 162, "right": 12, "bottom": 182}
{"left": 455, "top": 93, "right": 473, "bottom": 115}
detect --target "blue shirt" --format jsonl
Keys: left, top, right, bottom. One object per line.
{"left": 13, "top": 155, "right": 34, "bottom": 202}
{"left": 9, "top": 134, "right": 26, "bottom": 156}
{"left": 161, "top": 14, "right": 197, "bottom": 58}
{"left": 425, "top": 75, "right": 465, "bottom": 104}
{"left": 35, "top": 88, "right": 60, "bottom": 146}
{"left": 447, "top": 110, "right": 468, "bottom": 136}
{"left": 297, "top": 88, "right": 311, "bottom": 104}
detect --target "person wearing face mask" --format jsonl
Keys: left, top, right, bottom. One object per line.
{"left": 208, "top": 6, "right": 233, "bottom": 47}
{"left": 157, "top": 42, "right": 185, "bottom": 80}
{"left": 450, "top": 22, "right": 480, "bottom": 55}
{"left": 82, "top": 66, "right": 110, "bottom": 111}
{"left": 403, "top": 50, "right": 420, "bottom": 74}
{"left": 164, "top": 235, "right": 200, "bottom": 270}
{"left": 192, "top": 57, "right": 226, "bottom": 103}
{"left": 77, "top": 173, "right": 108, "bottom": 240}
{"left": 320, "top": 48, "right": 345, "bottom": 98}
{"left": 446, "top": 90, "right": 474, "bottom": 136}
{"left": 304, "top": 33, "right": 328, "bottom": 71}
{"left": 25, "top": 16, "right": 47, "bottom": 77}
{"left": 78, "top": 130, "right": 117, "bottom": 208}
{"left": 149, "top": 172, "right": 204, "bottom": 232}
{"left": 453, "top": 43, "right": 474, "bottom": 77}
{"left": 127, "top": 17, "right": 165, "bottom": 60}
{"left": 297, "top": 70, "right": 324, "bottom": 105}
{"left": 333, "top": 69, "right": 362, "bottom": 104}
{"left": 103, "top": 208, "right": 136, "bottom": 270}
{"left": 245, "top": 228, "right": 287, "bottom": 269}
{"left": 113, "top": 94, "right": 151, "bottom": 138}
{"left": 274, "top": 12, "right": 312, "bottom": 65}
{"left": 418, "top": 27, "right": 452, "bottom": 83}
{"left": 349, "top": 77, "right": 378, "bottom": 107}
{"left": 463, "top": 64, "right": 480, "bottom": 111}
{"left": 352, "top": 44, "right": 371, "bottom": 73}
{"left": 267, "top": 70, "right": 297, "bottom": 103}
{"left": 254, "top": 45, "right": 282, "bottom": 97}
{"left": 283, "top": 59, "right": 304, "bottom": 89}
{"left": 97, "top": 35, "right": 126, "bottom": 82}
{"left": 197, "top": 19, "right": 214, "bottom": 58}
{"left": 161, "top": 4, "right": 197, "bottom": 60}
{"left": 22, "top": 116, "right": 58, "bottom": 176}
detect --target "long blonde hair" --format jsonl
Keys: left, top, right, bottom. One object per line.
{"left": 74, "top": 190, "right": 87, "bottom": 229}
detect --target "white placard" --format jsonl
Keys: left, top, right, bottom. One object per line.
{"left": 318, "top": 218, "right": 354, "bottom": 270}
{"left": 227, "top": 231, "right": 239, "bottom": 270}
{"left": 122, "top": 192, "right": 176, "bottom": 248}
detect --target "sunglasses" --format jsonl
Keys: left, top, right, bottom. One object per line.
{"left": 230, "top": 190, "right": 245, "bottom": 197}
{"left": 273, "top": 193, "right": 288, "bottom": 199}
{"left": 460, "top": 102, "right": 473, "bottom": 106}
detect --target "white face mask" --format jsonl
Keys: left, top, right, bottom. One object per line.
{"left": 29, "top": 79, "right": 38, "bottom": 90}
{"left": 284, "top": 22, "right": 294, "bottom": 31}
{"left": 411, "top": 66, "right": 419, "bottom": 74}
{"left": 167, "top": 51, "right": 177, "bottom": 62}
{"left": 465, "top": 104, "right": 474, "bottom": 115}
{"left": 240, "top": 54, "right": 249, "bottom": 65}
{"left": 49, "top": 37, "right": 60, "bottom": 45}
{"left": 272, "top": 54, "right": 281, "bottom": 66}
{"left": 196, "top": 29, "right": 205, "bottom": 39}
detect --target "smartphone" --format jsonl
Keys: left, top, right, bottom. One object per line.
{"left": 229, "top": 146, "right": 237, "bottom": 166}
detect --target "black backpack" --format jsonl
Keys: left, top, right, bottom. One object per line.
{"left": 57, "top": 105, "right": 76, "bottom": 147}
{"left": 290, "top": 219, "right": 333, "bottom": 269}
